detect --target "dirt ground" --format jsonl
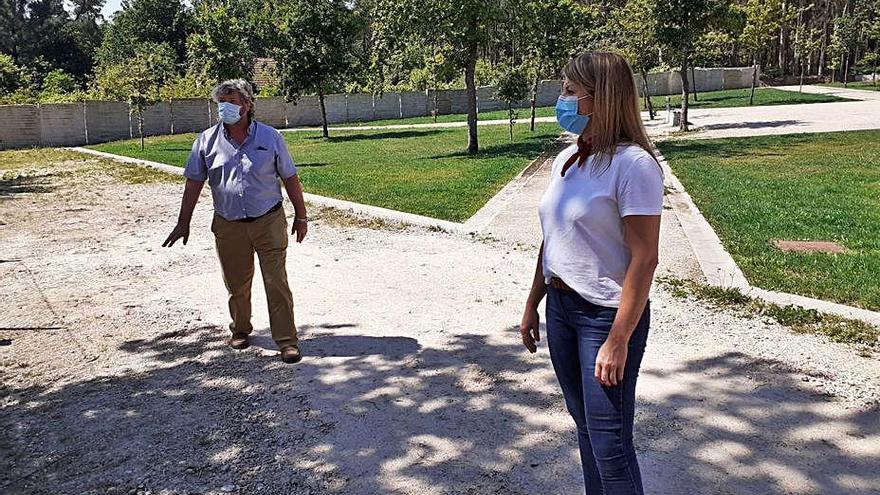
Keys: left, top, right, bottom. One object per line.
{"left": 1, "top": 151, "right": 878, "bottom": 495}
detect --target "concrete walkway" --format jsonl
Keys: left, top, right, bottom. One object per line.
{"left": 646, "top": 85, "right": 880, "bottom": 141}
{"left": 477, "top": 84, "right": 880, "bottom": 323}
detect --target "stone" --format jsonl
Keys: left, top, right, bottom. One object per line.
{"left": 772, "top": 240, "right": 846, "bottom": 253}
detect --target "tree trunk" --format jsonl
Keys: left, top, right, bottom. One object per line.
{"left": 641, "top": 70, "right": 654, "bottom": 120}
{"left": 873, "top": 60, "right": 877, "bottom": 87}
{"left": 843, "top": 52, "right": 850, "bottom": 87}
{"left": 508, "top": 104, "right": 514, "bottom": 141}
{"left": 529, "top": 76, "right": 538, "bottom": 132}
{"left": 679, "top": 59, "right": 690, "bottom": 132}
{"left": 318, "top": 89, "right": 329, "bottom": 139}
{"left": 799, "top": 60, "right": 805, "bottom": 92}
{"left": 464, "top": 41, "right": 479, "bottom": 154}
{"left": 749, "top": 55, "right": 758, "bottom": 105}
{"left": 690, "top": 65, "right": 698, "bottom": 101}
{"left": 138, "top": 113, "right": 145, "bottom": 151}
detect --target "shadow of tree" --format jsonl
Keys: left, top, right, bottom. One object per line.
{"left": 0, "top": 172, "right": 57, "bottom": 199}
{"left": 2, "top": 327, "right": 877, "bottom": 494}
{"left": 308, "top": 130, "right": 447, "bottom": 143}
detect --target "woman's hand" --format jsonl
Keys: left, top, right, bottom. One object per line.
{"left": 520, "top": 306, "right": 541, "bottom": 353}
{"left": 595, "top": 335, "right": 628, "bottom": 387}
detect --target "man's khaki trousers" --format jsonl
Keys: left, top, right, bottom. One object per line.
{"left": 211, "top": 207, "right": 298, "bottom": 348}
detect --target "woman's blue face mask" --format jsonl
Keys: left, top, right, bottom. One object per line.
{"left": 555, "top": 95, "right": 592, "bottom": 134}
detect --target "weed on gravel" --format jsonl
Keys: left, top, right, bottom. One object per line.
{"left": 657, "top": 276, "right": 879, "bottom": 354}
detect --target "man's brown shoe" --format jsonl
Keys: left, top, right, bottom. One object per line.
{"left": 280, "top": 345, "right": 302, "bottom": 364}
{"left": 228, "top": 333, "right": 250, "bottom": 350}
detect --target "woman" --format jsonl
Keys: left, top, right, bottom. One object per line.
{"left": 519, "top": 52, "right": 663, "bottom": 494}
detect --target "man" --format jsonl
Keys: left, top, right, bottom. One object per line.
{"left": 163, "top": 79, "right": 308, "bottom": 364}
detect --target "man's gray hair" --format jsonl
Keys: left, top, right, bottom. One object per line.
{"left": 212, "top": 79, "right": 256, "bottom": 121}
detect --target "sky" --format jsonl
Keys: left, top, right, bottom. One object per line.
{"left": 102, "top": 0, "right": 123, "bottom": 18}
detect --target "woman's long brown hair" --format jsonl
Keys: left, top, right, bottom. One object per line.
{"left": 561, "top": 51, "right": 658, "bottom": 173}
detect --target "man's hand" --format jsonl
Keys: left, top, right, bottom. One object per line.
{"left": 163, "top": 222, "right": 190, "bottom": 247}
{"left": 291, "top": 219, "right": 308, "bottom": 243}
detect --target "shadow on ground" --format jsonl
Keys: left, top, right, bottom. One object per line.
{"left": 701, "top": 120, "right": 801, "bottom": 131}
{"left": 2, "top": 326, "right": 877, "bottom": 494}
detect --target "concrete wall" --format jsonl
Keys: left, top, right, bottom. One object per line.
{"left": 477, "top": 87, "right": 504, "bottom": 112}
{"left": 85, "top": 101, "right": 130, "bottom": 144}
{"left": 400, "top": 91, "right": 428, "bottom": 118}
{"left": 40, "top": 103, "right": 86, "bottom": 147}
{"left": 134, "top": 102, "right": 172, "bottom": 137}
{"left": 323, "top": 94, "right": 347, "bottom": 124}
{"left": 255, "top": 97, "right": 287, "bottom": 128}
{"left": 0, "top": 67, "right": 760, "bottom": 149}
{"left": 373, "top": 93, "right": 401, "bottom": 120}
{"left": 171, "top": 99, "right": 210, "bottom": 134}
{"left": 0, "top": 105, "right": 41, "bottom": 149}
{"left": 345, "top": 94, "right": 374, "bottom": 122}
{"left": 287, "top": 96, "right": 323, "bottom": 127}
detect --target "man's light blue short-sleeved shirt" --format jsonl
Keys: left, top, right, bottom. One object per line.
{"left": 184, "top": 120, "right": 298, "bottom": 221}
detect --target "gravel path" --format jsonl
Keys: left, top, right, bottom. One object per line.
{"left": 1, "top": 152, "right": 878, "bottom": 495}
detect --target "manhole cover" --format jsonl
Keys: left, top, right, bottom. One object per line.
{"left": 772, "top": 240, "right": 846, "bottom": 253}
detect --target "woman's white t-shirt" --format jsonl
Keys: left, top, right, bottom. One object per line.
{"left": 538, "top": 143, "right": 664, "bottom": 308}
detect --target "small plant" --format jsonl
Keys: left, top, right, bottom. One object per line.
{"left": 657, "top": 276, "right": 878, "bottom": 351}
{"left": 494, "top": 64, "right": 530, "bottom": 141}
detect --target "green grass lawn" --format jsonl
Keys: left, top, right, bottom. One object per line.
{"left": 658, "top": 130, "right": 880, "bottom": 311}
{"left": 329, "top": 106, "right": 556, "bottom": 127}
{"left": 820, "top": 80, "right": 880, "bottom": 91}
{"left": 645, "top": 87, "right": 849, "bottom": 111}
{"left": 320, "top": 87, "right": 846, "bottom": 128}
{"left": 90, "top": 123, "right": 562, "bottom": 222}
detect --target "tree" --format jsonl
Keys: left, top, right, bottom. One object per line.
{"left": 273, "top": 0, "right": 365, "bottom": 139}
{"left": 833, "top": 13, "right": 861, "bottom": 86}
{"left": 371, "top": 0, "right": 504, "bottom": 154}
{"left": 654, "top": 0, "right": 727, "bottom": 131}
{"left": 795, "top": 27, "right": 822, "bottom": 91}
{"left": 97, "top": 44, "right": 174, "bottom": 150}
{"left": 609, "top": 0, "right": 661, "bottom": 119}
{"left": 186, "top": 0, "right": 254, "bottom": 83}
{"left": 0, "top": 53, "right": 23, "bottom": 95}
{"left": 494, "top": 63, "right": 530, "bottom": 141}
{"left": 41, "top": 68, "right": 77, "bottom": 96}
{"left": 521, "top": 0, "right": 595, "bottom": 130}
{"left": 740, "top": 0, "right": 784, "bottom": 105}
{"left": 97, "top": 0, "right": 192, "bottom": 68}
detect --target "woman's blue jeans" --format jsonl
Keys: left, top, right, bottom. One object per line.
{"left": 545, "top": 285, "right": 649, "bottom": 495}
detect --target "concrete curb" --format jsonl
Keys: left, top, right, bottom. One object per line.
{"left": 463, "top": 134, "right": 572, "bottom": 232}
{"left": 657, "top": 150, "right": 880, "bottom": 327}
{"left": 302, "top": 193, "right": 465, "bottom": 233}
{"left": 64, "top": 146, "right": 466, "bottom": 233}
{"left": 67, "top": 146, "right": 186, "bottom": 176}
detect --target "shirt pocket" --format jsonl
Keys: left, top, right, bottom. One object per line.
{"left": 204, "top": 152, "right": 225, "bottom": 187}
{"left": 244, "top": 148, "right": 276, "bottom": 179}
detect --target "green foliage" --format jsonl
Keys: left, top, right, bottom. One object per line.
{"left": 273, "top": 0, "right": 365, "bottom": 136}
{"left": 41, "top": 69, "right": 78, "bottom": 96}
{"left": 0, "top": 53, "right": 23, "bottom": 94}
{"left": 158, "top": 73, "right": 213, "bottom": 99}
{"left": 187, "top": 0, "right": 254, "bottom": 83}
{"left": 608, "top": 0, "right": 660, "bottom": 74}
{"left": 494, "top": 63, "right": 530, "bottom": 140}
{"left": 97, "top": 0, "right": 193, "bottom": 68}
